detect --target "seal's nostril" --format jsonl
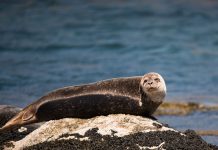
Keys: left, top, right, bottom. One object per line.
{"left": 148, "top": 82, "right": 153, "bottom": 85}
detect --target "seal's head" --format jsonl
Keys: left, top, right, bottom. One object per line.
{"left": 140, "top": 72, "right": 166, "bottom": 103}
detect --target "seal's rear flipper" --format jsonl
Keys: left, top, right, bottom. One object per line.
{"left": 0, "top": 105, "right": 39, "bottom": 134}
{"left": 0, "top": 124, "right": 16, "bottom": 133}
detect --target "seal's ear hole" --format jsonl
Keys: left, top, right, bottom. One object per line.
{"left": 22, "top": 110, "right": 34, "bottom": 121}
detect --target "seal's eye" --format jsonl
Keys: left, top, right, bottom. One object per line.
{"left": 143, "top": 80, "right": 147, "bottom": 84}
{"left": 154, "top": 78, "right": 160, "bottom": 82}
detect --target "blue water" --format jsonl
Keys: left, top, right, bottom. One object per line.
{"left": 0, "top": 0, "right": 218, "bottom": 145}
{"left": 159, "top": 111, "right": 218, "bottom": 145}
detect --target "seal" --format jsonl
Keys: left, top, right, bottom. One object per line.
{"left": 0, "top": 72, "right": 166, "bottom": 132}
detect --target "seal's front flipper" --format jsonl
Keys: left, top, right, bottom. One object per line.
{"left": 149, "top": 115, "right": 157, "bottom": 120}
{"left": 141, "top": 114, "right": 157, "bottom": 120}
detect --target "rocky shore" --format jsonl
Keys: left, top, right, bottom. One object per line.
{"left": 0, "top": 104, "right": 218, "bottom": 150}
{"left": 155, "top": 101, "right": 218, "bottom": 116}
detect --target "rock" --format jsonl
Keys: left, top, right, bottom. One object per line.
{"left": 2, "top": 114, "right": 217, "bottom": 150}
{"left": 155, "top": 102, "right": 218, "bottom": 116}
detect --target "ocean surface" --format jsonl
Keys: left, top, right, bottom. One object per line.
{"left": 0, "top": 0, "right": 218, "bottom": 145}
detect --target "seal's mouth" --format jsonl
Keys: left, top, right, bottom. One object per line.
{"left": 146, "top": 86, "right": 160, "bottom": 92}
{"left": 147, "top": 87, "right": 157, "bottom": 92}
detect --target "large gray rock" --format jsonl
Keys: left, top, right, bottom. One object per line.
{"left": 2, "top": 114, "right": 217, "bottom": 150}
